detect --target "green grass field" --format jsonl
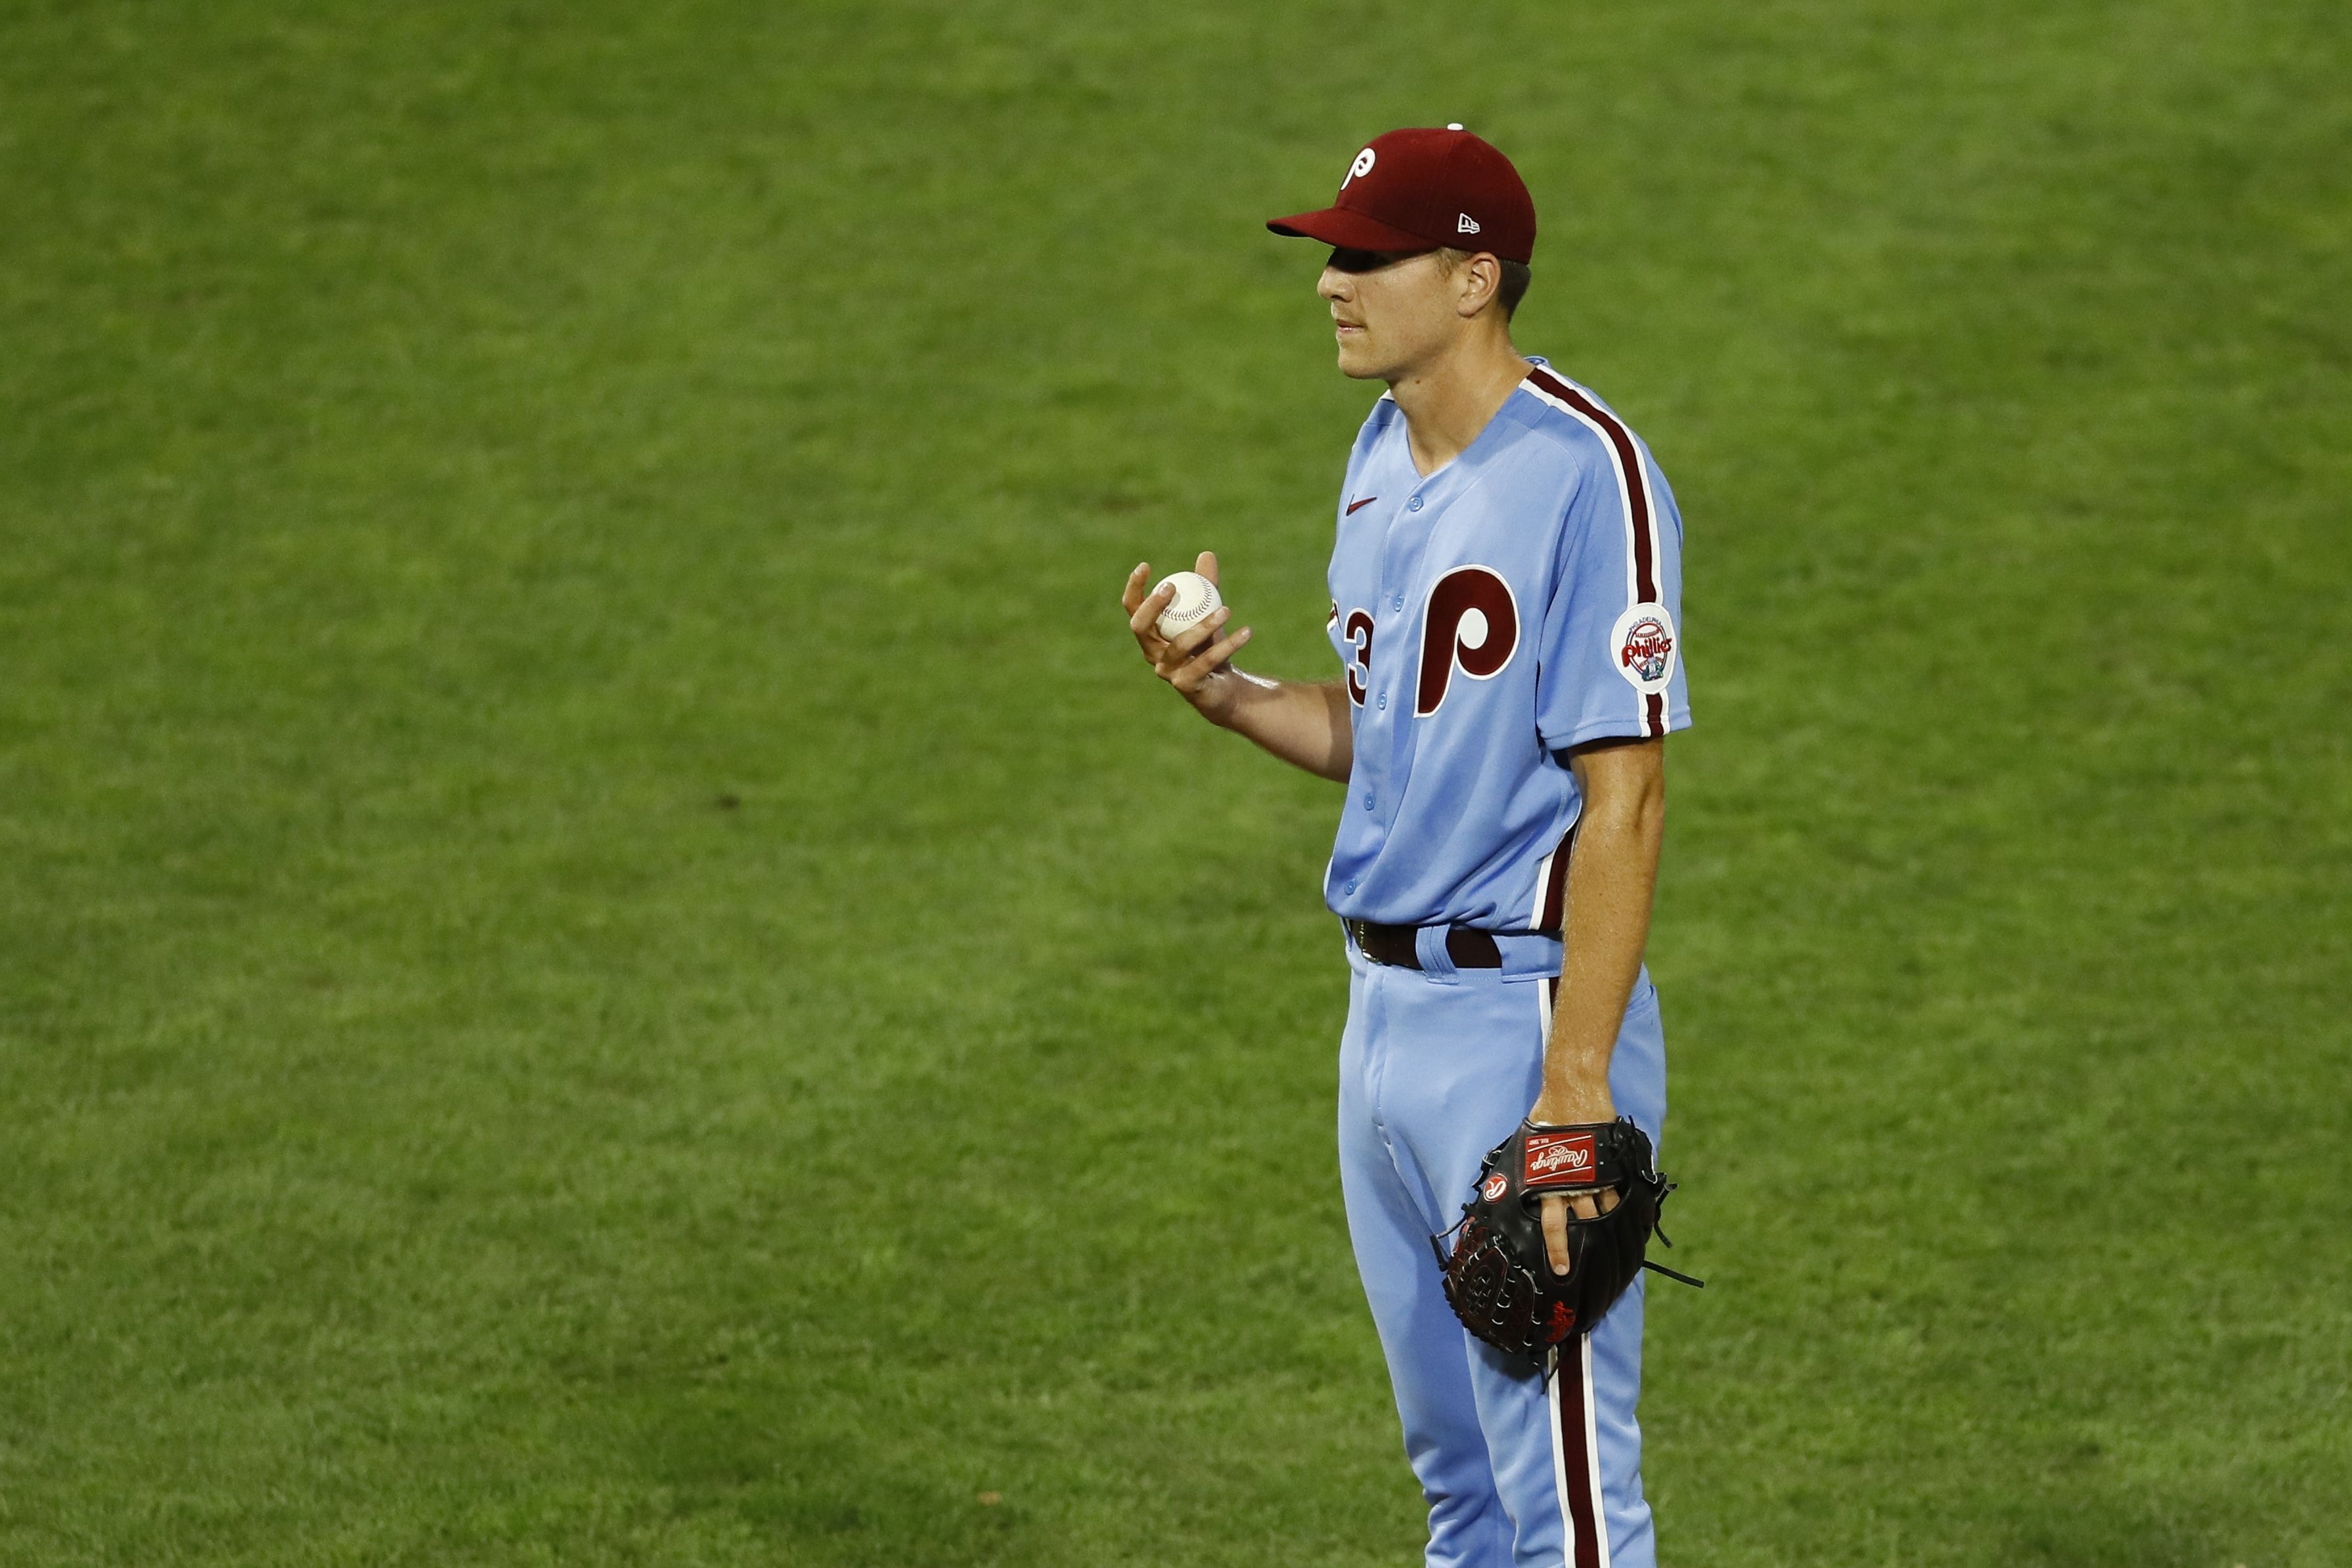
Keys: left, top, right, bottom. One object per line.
{"left": 3, "top": 2, "right": 2347, "bottom": 1563}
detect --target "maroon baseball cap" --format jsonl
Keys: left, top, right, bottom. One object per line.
{"left": 1268, "top": 125, "right": 1537, "bottom": 265}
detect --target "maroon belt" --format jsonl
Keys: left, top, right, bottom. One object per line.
{"left": 1346, "top": 919, "right": 1505, "bottom": 970}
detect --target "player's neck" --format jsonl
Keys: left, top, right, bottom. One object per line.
{"left": 1388, "top": 331, "right": 1532, "bottom": 477}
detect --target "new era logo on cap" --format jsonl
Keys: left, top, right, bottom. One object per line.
{"left": 1266, "top": 125, "right": 1538, "bottom": 264}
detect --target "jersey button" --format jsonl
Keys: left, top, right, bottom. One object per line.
{"left": 1375, "top": 693, "right": 1387, "bottom": 710}
{"left": 1408, "top": 496, "right": 1423, "bottom": 512}
{"left": 1391, "top": 593, "right": 1404, "bottom": 610}
{"left": 1344, "top": 879, "right": 1358, "bottom": 894}
{"left": 1362, "top": 793, "right": 1375, "bottom": 811}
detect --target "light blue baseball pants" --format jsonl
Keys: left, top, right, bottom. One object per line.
{"left": 1338, "top": 940, "right": 1667, "bottom": 1568}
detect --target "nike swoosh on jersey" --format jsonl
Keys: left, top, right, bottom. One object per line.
{"left": 1346, "top": 496, "right": 1379, "bottom": 515}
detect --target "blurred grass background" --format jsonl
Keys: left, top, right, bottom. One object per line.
{"left": 1, "top": 1, "right": 2347, "bottom": 1563}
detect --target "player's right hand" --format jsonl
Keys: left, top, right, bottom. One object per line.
{"left": 1122, "top": 551, "right": 1253, "bottom": 725}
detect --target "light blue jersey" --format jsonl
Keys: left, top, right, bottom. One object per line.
{"left": 1323, "top": 361, "right": 1691, "bottom": 931}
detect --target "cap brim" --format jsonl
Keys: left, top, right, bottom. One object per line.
{"left": 1266, "top": 207, "right": 1440, "bottom": 253}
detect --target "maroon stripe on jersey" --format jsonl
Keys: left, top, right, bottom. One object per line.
{"left": 1646, "top": 690, "right": 1665, "bottom": 735}
{"left": 1541, "top": 823, "right": 1576, "bottom": 932}
{"left": 1556, "top": 1345, "right": 1602, "bottom": 1568}
{"left": 1526, "top": 367, "right": 1656, "bottom": 603}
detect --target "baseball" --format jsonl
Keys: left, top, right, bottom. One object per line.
{"left": 1151, "top": 570, "right": 1224, "bottom": 640}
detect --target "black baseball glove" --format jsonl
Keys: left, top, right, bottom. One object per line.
{"left": 1437, "top": 1117, "right": 1699, "bottom": 1366}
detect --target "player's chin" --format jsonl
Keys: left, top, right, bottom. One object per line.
{"left": 1333, "top": 337, "right": 1388, "bottom": 380}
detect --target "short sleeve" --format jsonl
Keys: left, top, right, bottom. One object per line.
{"left": 1534, "top": 437, "right": 1691, "bottom": 750}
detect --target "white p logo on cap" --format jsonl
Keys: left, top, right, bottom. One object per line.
{"left": 1342, "top": 147, "right": 1376, "bottom": 187}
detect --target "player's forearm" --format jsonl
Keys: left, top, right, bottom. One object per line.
{"left": 1533, "top": 747, "right": 1666, "bottom": 1122}
{"left": 1216, "top": 674, "right": 1354, "bottom": 782}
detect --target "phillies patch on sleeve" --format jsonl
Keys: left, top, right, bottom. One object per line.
{"left": 1610, "top": 601, "right": 1679, "bottom": 695}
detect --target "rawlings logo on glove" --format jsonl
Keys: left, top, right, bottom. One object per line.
{"left": 1522, "top": 1131, "right": 1597, "bottom": 1185}
{"left": 1436, "top": 1117, "right": 1700, "bottom": 1369}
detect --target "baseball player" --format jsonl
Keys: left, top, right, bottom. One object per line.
{"left": 1121, "top": 126, "right": 1690, "bottom": 1567}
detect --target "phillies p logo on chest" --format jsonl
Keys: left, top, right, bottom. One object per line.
{"left": 1415, "top": 566, "right": 1519, "bottom": 716}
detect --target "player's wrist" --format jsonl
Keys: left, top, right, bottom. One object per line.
{"left": 1528, "top": 1082, "right": 1613, "bottom": 1126}
{"left": 1199, "top": 666, "right": 1278, "bottom": 730}
{"left": 1184, "top": 668, "right": 1241, "bottom": 726}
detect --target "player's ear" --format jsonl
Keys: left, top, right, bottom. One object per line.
{"left": 1456, "top": 253, "right": 1501, "bottom": 320}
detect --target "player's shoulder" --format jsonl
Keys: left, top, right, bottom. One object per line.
{"left": 1501, "top": 360, "right": 1652, "bottom": 474}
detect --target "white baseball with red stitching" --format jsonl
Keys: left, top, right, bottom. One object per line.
{"left": 1152, "top": 571, "right": 1222, "bottom": 640}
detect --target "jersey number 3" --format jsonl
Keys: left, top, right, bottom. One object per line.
{"left": 1416, "top": 565, "right": 1518, "bottom": 716}
{"left": 1342, "top": 609, "right": 1376, "bottom": 705}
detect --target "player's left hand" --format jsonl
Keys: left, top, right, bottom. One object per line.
{"left": 1528, "top": 1082, "right": 1619, "bottom": 1275}
{"left": 1540, "top": 1188, "right": 1622, "bottom": 1277}
{"left": 1440, "top": 1118, "right": 1691, "bottom": 1361}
